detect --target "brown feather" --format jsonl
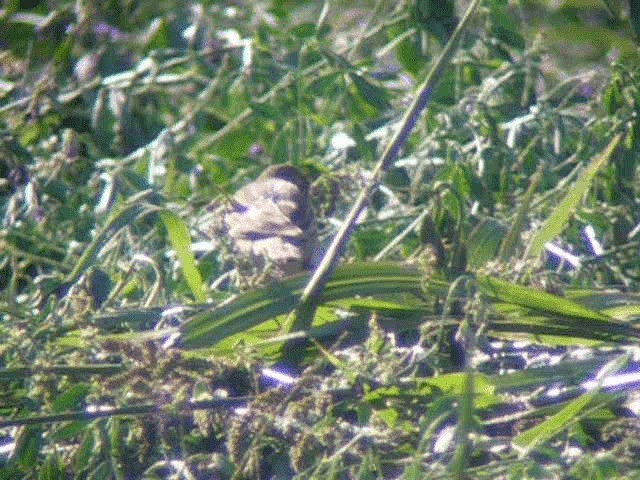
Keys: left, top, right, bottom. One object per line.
{"left": 224, "top": 165, "right": 317, "bottom": 274}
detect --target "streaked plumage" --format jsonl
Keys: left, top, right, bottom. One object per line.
{"left": 224, "top": 165, "right": 317, "bottom": 275}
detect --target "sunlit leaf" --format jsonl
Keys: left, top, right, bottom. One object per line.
{"left": 179, "top": 263, "right": 422, "bottom": 349}
{"left": 159, "top": 210, "right": 205, "bottom": 302}
{"left": 526, "top": 133, "right": 623, "bottom": 258}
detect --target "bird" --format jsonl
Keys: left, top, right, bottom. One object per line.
{"left": 224, "top": 165, "right": 318, "bottom": 276}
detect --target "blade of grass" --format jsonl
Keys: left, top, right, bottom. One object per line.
{"left": 499, "top": 166, "right": 543, "bottom": 260}
{"left": 0, "top": 364, "right": 124, "bottom": 380}
{"left": 512, "top": 353, "right": 628, "bottom": 455}
{"left": 42, "top": 191, "right": 159, "bottom": 302}
{"left": 159, "top": 210, "right": 205, "bottom": 302}
{"left": 489, "top": 315, "right": 640, "bottom": 344}
{"left": 0, "top": 397, "right": 249, "bottom": 429}
{"left": 526, "top": 133, "right": 623, "bottom": 258}
{"left": 477, "top": 276, "right": 610, "bottom": 321}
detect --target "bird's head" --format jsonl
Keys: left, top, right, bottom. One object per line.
{"left": 258, "top": 165, "right": 309, "bottom": 194}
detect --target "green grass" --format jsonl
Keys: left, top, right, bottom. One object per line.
{"left": 1, "top": 0, "right": 640, "bottom": 478}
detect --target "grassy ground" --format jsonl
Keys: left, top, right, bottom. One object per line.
{"left": 2, "top": 0, "right": 640, "bottom": 478}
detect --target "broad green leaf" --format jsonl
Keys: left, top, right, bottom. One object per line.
{"left": 13, "top": 426, "right": 42, "bottom": 469}
{"left": 39, "top": 452, "right": 64, "bottom": 480}
{"left": 416, "top": 372, "right": 495, "bottom": 397}
{"left": 479, "top": 277, "right": 640, "bottom": 343}
{"left": 51, "top": 421, "right": 90, "bottom": 442}
{"left": 348, "top": 72, "right": 390, "bottom": 111}
{"left": 179, "top": 263, "right": 422, "bottom": 349}
{"left": 74, "top": 428, "right": 96, "bottom": 473}
{"left": 375, "top": 408, "right": 400, "bottom": 428}
{"left": 336, "top": 298, "right": 426, "bottom": 319}
{"left": 491, "top": 357, "right": 608, "bottom": 392}
{"left": 477, "top": 276, "right": 611, "bottom": 321}
{"left": 489, "top": 319, "right": 628, "bottom": 346}
{"left": 393, "top": 32, "right": 422, "bottom": 76}
{"left": 52, "top": 384, "right": 91, "bottom": 413}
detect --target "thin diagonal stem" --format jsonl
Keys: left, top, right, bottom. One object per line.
{"left": 294, "top": 0, "right": 483, "bottom": 329}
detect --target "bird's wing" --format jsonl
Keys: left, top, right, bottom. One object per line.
{"left": 228, "top": 178, "right": 309, "bottom": 238}
{"left": 226, "top": 200, "right": 304, "bottom": 239}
